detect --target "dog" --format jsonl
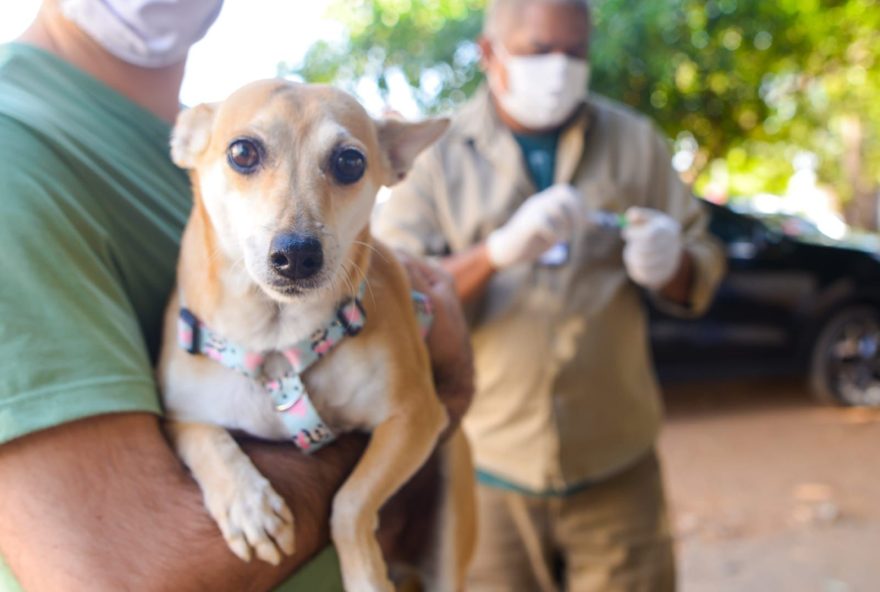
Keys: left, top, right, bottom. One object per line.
{"left": 157, "top": 79, "right": 475, "bottom": 592}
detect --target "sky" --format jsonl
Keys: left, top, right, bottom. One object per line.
{"left": 0, "top": 0, "right": 349, "bottom": 107}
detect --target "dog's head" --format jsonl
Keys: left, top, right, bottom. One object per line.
{"left": 171, "top": 80, "right": 448, "bottom": 301}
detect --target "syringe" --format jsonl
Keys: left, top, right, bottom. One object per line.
{"left": 586, "top": 209, "right": 628, "bottom": 230}
{"left": 539, "top": 208, "right": 627, "bottom": 267}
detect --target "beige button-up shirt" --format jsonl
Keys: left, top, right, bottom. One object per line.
{"left": 375, "top": 88, "right": 725, "bottom": 493}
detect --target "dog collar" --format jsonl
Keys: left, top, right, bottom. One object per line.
{"left": 177, "top": 283, "right": 434, "bottom": 454}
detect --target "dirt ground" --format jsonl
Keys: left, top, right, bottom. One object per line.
{"left": 659, "top": 378, "right": 880, "bottom": 592}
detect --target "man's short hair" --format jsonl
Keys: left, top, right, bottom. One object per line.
{"left": 483, "top": 0, "right": 591, "bottom": 40}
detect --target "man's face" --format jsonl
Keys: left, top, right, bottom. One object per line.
{"left": 482, "top": 2, "right": 591, "bottom": 94}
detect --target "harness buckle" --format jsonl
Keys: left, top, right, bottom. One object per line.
{"left": 271, "top": 375, "right": 306, "bottom": 412}
{"left": 337, "top": 298, "right": 367, "bottom": 337}
{"left": 178, "top": 308, "right": 201, "bottom": 355}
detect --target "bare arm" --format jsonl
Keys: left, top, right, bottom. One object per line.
{"left": 0, "top": 411, "right": 463, "bottom": 592}
{"left": 657, "top": 250, "right": 695, "bottom": 306}
{"left": 0, "top": 412, "right": 368, "bottom": 592}
{"left": 440, "top": 243, "right": 497, "bottom": 305}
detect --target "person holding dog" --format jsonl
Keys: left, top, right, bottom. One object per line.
{"left": 0, "top": 1, "right": 473, "bottom": 590}
{"left": 376, "top": 0, "right": 726, "bottom": 589}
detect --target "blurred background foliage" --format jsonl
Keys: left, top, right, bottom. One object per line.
{"left": 288, "top": 0, "right": 880, "bottom": 229}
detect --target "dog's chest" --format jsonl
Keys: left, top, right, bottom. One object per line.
{"left": 304, "top": 342, "right": 392, "bottom": 430}
{"left": 165, "top": 337, "right": 392, "bottom": 441}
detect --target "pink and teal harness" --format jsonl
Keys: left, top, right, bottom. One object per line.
{"left": 177, "top": 283, "right": 433, "bottom": 454}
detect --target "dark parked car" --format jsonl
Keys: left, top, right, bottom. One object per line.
{"left": 650, "top": 201, "right": 880, "bottom": 407}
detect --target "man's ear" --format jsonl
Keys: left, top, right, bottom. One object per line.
{"left": 377, "top": 117, "right": 450, "bottom": 185}
{"left": 477, "top": 36, "right": 494, "bottom": 71}
{"left": 170, "top": 103, "right": 217, "bottom": 169}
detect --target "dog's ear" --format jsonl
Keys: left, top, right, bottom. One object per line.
{"left": 376, "top": 117, "right": 450, "bottom": 185}
{"left": 170, "top": 103, "right": 218, "bottom": 169}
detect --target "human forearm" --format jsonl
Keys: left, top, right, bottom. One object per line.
{"left": 0, "top": 413, "right": 365, "bottom": 592}
{"left": 441, "top": 242, "right": 496, "bottom": 304}
{"left": 656, "top": 250, "right": 694, "bottom": 306}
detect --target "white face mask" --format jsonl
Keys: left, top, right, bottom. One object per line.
{"left": 490, "top": 44, "right": 590, "bottom": 130}
{"left": 60, "top": 0, "right": 224, "bottom": 68}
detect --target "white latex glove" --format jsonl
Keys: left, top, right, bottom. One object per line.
{"left": 622, "top": 207, "right": 684, "bottom": 290}
{"left": 486, "top": 184, "right": 582, "bottom": 269}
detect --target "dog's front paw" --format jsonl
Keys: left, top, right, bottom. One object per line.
{"left": 206, "top": 469, "right": 295, "bottom": 565}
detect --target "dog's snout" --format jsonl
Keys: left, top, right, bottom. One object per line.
{"left": 269, "top": 233, "right": 324, "bottom": 281}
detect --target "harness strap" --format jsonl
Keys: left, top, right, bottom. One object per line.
{"left": 177, "top": 283, "right": 433, "bottom": 454}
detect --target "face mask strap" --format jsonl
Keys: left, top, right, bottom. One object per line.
{"left": 490, "top": 41, "right": 512, "bottom": 64}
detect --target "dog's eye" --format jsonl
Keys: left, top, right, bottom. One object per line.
{"left": 330, "top": 147, "right": 366, "bottom": 185}
{"left": 227, "top": 139, "right": 261, "bottom": 173}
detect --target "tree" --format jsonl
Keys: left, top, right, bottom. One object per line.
{"left": 288, "top": 0, "right": 880, "bottom": 228}
{"left": 290, "top": 0, "right": 485, "bottom": 114}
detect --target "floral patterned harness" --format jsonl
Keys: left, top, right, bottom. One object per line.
{"left": 177, "top": 282, "right": 434, "bottom": 454}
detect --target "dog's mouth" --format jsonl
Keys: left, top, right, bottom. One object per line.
{"left": 269, "top": 284, "right": 305, "bottom": 298}
{"left": 262, "top": 276, "right": 326, "bottom": 300}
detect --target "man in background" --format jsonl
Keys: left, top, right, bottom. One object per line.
{"left": 376, "top": 0, "right": 725, "bottom": 589}
{"left": 0, "top": 1, "right": 472, "bottom": 590}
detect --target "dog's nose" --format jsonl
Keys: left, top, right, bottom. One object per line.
{"left": 269, "top": 233, "right": 324, "bottom": 281}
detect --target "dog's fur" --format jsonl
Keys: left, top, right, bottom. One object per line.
{"left": 157, "top": 80, "right": 475, "bottom": 592}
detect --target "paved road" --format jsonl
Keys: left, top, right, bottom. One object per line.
{"left": 659, "top": 379, "right": 880, "bottom": 592}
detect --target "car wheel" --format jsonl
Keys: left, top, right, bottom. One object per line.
{"left": 809, "top": 305, "right": 880, "bottom": 406}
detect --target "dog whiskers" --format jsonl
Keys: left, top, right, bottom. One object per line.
{"left": 345, "top": 258, "right": 375, "bottom": 306}
{"left": 334, "top": 267, "right": 356, "bottom": 301}
{"left": 353, "top": 240, "right": 389, "bottom": 265}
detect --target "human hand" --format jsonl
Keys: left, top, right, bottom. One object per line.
{"left": 486, "top": 184, "right": 582, "bottom": 269}
{"left": 397, "top": 252, "right": 474, "bottom": 438}
{"left": 622, "top": 207, "right": 684, "bottom": 290}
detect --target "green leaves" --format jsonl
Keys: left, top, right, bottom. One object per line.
{"left": 289, "top": 0, "right": 880, "bottom": 224}
{"left": 293, "top": 0, "right": 484, "bottom": 112}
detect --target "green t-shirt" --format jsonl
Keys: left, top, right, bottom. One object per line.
{"left": 0, "top": 43, "right": 341, "bottom": 591}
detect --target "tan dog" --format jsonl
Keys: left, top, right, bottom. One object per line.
{"left": 157, "top": 80, "right": 475, "bottom": 592}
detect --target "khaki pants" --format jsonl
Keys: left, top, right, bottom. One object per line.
{"left": 467, "top": 451, "right": 675, "bottom": 592}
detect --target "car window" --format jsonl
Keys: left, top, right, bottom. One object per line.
{"left": 708, "top": 207, "right": 755, "bottom": 244}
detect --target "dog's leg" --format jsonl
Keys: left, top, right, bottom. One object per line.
{"left": 166, "top": 421, "right": 296, "bottom": 565}
{"left": 331, "top": 406, "right": 446, "bottom": 592}
{"left": 419, "top": 429, "right": 477, "bottom": 592}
